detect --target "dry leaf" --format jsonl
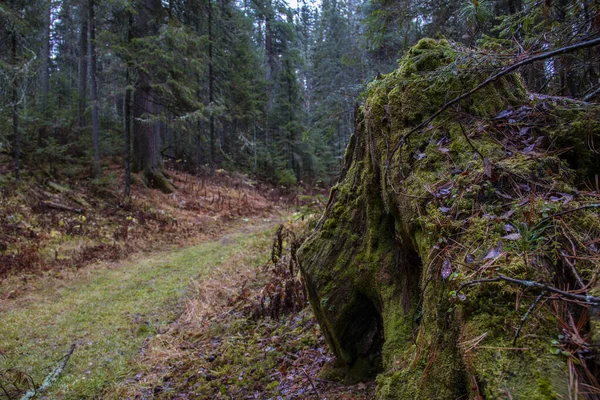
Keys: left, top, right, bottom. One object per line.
{"left": 502, "top": 233, "right": 522, "bottom": 241}
{"left": 441, "top": 259, "right": 452, "bottom": 280}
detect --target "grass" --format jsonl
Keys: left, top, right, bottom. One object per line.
{"left": 0, "top": 221, "right": 276, "bottom": 399}
{"left": 107, "top": 219, "right": 375, "bottom": 400}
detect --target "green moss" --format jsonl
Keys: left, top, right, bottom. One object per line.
{"left": 299, "top": 38, "right": 600, "bottom": 400}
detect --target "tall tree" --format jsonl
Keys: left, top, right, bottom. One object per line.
{"left": 131, "top": 0, "right": 173, "bottom": 192}
{"left": 78, "top": 0, "right": 88, "bottom": 132}
{"left": 124, "top": 10, "right": 133, "bottom": 198}
{"left": 208, "top": 0, "right": 216, "bottom": 176}
{"left": 41, "top": 0, "right": 52, "bottom": 119}
{"left": 89, "top": 0, "right": 100, "bottom": 177}
{"left": 10, "top": 0, "right": 21, "bottom": 182}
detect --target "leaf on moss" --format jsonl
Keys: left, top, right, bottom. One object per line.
{"left": 484, "top": 241, "right": 503, "bottom": 260}
{"left": 441, "top": 259, "right": 452, "bottom": 280}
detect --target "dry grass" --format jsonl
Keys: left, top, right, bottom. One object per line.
{"left": 0, "top": 219, "right": 277, "bottom": 400}
{"left": 107, "top": 221, "right": 375, "bottom": 400}
{"left": 0, "top": 164, "right": 285, "bottom": 283}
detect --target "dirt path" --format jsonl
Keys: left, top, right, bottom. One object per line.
{"left": 0, "top": 219, "right": 277, "bottom": 399}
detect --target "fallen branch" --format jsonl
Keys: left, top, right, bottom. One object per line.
{"left": 582, "top": 85, "right": 600, "bottom": 102}
{"left": 46, "top": 181, "right": 69, "bottom": 193}
{"left": 67, "top": 193, "right": 89, "bottom": 208}
{"left": 20, "top": 344, "right": 76, "bottom": 400}
{"left": 301, "top": 368, "right": 321, "bottom": 400}
{"left": 513, "top": 290, "right": 547, "bottom": 346}
{"left": 41, "top": 202, "right": 82, "bottom": 214}
{"left": 458, "top": 274, "right": 600, "bottom": 306}
{"left": 534, "top": 203, "right": 600, "bottom": 229}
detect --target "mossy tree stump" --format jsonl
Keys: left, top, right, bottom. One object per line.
{"left": 299, "top": 39, "right": 600, "bottom": 399}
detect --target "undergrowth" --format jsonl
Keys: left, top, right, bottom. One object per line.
{"left": 108, "top": 221, "right": 374, "bottom": 400}
{"left": 0, "top": 224, "right": 279, "bottom": 399}
{"left": 0, "top": 166, "right": 281, "bottom": 287}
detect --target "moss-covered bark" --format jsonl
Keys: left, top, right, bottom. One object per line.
{"left": 299, "top": 39, "right": 600, "bottom": 399}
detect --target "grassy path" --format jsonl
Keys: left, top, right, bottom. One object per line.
{"left": 0, "top": 222, "right": 275, "bottom": 399}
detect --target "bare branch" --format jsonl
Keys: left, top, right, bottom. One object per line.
{"left": 19, "top": 344, "right": 76, "bottom": 400}
{"left": 459, "top": 274, "right": 600, "bottom": 306}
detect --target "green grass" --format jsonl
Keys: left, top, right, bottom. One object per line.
{"left": 0, "top": 224, "right": 275, "bottom": 399}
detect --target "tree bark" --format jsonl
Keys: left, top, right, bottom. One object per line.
{"left": 78, "top": 1, "right": 88, "bottom": 133}
{"left": 41, "top": 1, "right": 51, "bottom": 118}
{"left": 88, "top": 0, "right": 100, "bottom": 178}
{"left": 10, "top": 0, "right": 20, "bottom": 182}
{"left": 208, "top": 0, "right": 216, "bottom": 176}
{"left": 124, "top": 83, "right": 132, "bottom": 197}
{"left": 123, "top": 10, "right": 133, "bottom": 198}
{"left": 131, "top": 0, "right": 173, "bottom": 192}
{"left": 286, "top": 60, "right": 295, "bottom": 176}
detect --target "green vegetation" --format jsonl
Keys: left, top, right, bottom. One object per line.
{"left": 107, "top": 220, "right": 374, "bottom": 399}
{"left": 0, "top": 222, "right": 274, "bottom": 399}
{"left": 299, "top": 39, "right": 600, "bottom": 399}
{"left": 2, "top": 0, "right": 600, "bottom": 398}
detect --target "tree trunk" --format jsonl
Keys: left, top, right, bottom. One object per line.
{"left": 41, "top": 1, "right": 51, "bottom": 118}
{"left": 133, "top": 75, "right": 159, "bottom": 176}
{"left": 11, "top": 7, "right": 20, "bottom": 183}
{"left": 196, "top": 121, "right": 203, "bottom": 172}
{"left": 88, "top": 0, "right": 100, "bottom": 178}
{"left": 124, "top": 81, "right": 132, "bottom": 197}
{"left": 124, "top": 12, "right": 133, "bottom": 198}
{"left": 286, "top": 60, "right": 295, "bottom": 176}
{"left": 78, "top": 1, "right": 88, "bottom": 132}
{"left": 130, "top": 0, "right": 173, "bottom": 192}
{"left": 208, "top": 0, "right": 216, "bottom": 176}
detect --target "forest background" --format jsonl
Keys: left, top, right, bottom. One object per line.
{"left": 1, "top": 0, "right": 599, "bottom": 192}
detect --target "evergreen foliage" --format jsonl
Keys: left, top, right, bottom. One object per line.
{"left": 0, "top": 0, "right": 598, "bottom": 190}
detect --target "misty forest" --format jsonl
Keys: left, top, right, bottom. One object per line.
{"left": 1, "top": 0, "right": 600, "bottom": 398}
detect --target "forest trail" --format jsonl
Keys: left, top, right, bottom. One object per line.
{"left": 0, "top": 218, "right": 278, "bottom": 399}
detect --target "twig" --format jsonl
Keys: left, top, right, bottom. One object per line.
{"left": 457, "top": 122, "right": 484, "bottom": 159}
{"left": 535, "top": 203, "right": 600, "bottom": 228}
{"left": 20, "top": 344, "right": 76, "bottom": 400}
{"left": 457, "top": 277, "right": 502, "bottom": 294}
{"left": 561, "top": 251, "right": 585, "bottom": 289}
{"left": 0, "top": 379, "right": 13, "bottom": 400}
{"left": 301, "top": 368, "right": 321, "bottom": 400}
{"left": 458, "top": 274, "right": 600, "bottom": 305}
{"left": 476, "top": 346, "right": 530, "bottom": 351}
{"left": 513, "top": 290, "right": 547, "bottom": 346}
{"left": 497, "top": 274, "right": 600, "bottom": 304}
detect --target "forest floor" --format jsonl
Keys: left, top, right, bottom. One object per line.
{"left": 0, "top": 164, "right": 374, "bottom": 399}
